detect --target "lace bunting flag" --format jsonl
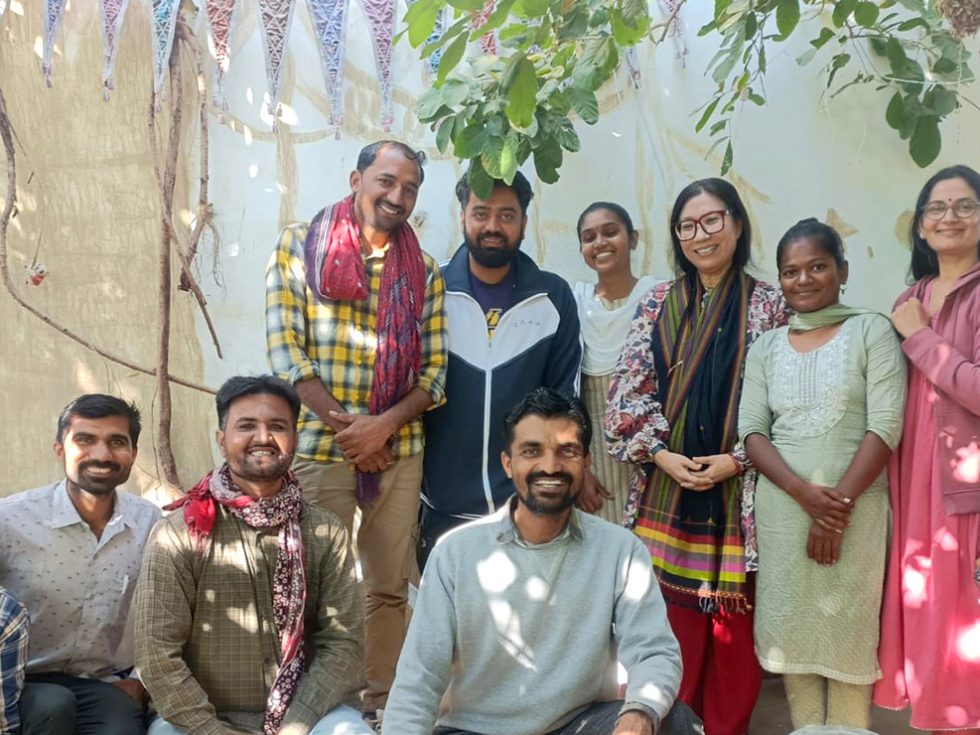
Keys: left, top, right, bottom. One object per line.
{"left": 258, "top": 0, "right": 298, "bottom": 129}
{"left": 358, "top": 0, "right": 395, "bottom": 131}
{"left": 43, "top": 0, "right": 68, "bottom": 86}
{"left": 206, "top": 0, "right": 240, "bottom": 114}
{"left": 472, "top": 1, "right": 496, "bottom": 56}
{"left": 407, "top": 0, "right": 447, "bottom": 77}
{"left": 100, "top": 0, "right": 132, "bottom": 100}
{"left": 151, "top": 0, "right": 181, "bottom": 101}
{"left": 307, "top": 0, "right": 349, "bottom": 132}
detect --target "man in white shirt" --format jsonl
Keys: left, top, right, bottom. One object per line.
{"left": 0, "top": 394, "right": 161, "bottom": 735}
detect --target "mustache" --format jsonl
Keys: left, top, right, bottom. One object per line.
{"left": 80, "top": 461, "right": 121, "bottom": 472}
{"left": 478, "top": 232, "right": 506, "bottom": 242}
{"left": 526, "top": 471, "right": 573, "bottom": 485}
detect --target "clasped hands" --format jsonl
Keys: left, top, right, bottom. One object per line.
{"left": 795, "top": 482, "right": 854, "bottom": 567}
{"left": 653, "top": 450, "right": 738, "bottom": 491}
{"left": 329, "top": 410, "right": 397, "bottom": 473}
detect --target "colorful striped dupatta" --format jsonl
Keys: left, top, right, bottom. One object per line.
{"left": 634, "top": 269, "right": 754, "bottom": 612}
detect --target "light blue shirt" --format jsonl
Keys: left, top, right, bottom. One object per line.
{"left": 0, "top": 481, "right": 160, "bottom": 679}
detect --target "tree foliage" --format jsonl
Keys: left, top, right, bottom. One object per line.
{"left": 402, "top": 0, "right": 976, "bottom": 193}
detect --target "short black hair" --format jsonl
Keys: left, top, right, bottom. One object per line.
{"left": 356, "top": 140, "right": 427, "bottom": 184}
{"left": 215, "top": 375, "right": 301, "bottom": 430}
{"left": 455, "top": 169, "right": 533, "bottom": 215}
{"left": 576, "top": 201, "right": 636, "bottom": 240}
{"left": 909, "top": 164, "right": 980, "bottom": 281}
{"left": 669, "top": 178, "right": 752, "bottom": 280}
{"left": 502, "top": 388, "right": 592, "bottom": 455}
{"left": 56, "top": 394, "right": 141, "bottom": 445}
{"left": 776, "top": 217, "right": 846, "bottom": 269}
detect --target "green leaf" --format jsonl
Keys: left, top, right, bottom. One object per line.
{"left": 476, "top": 0, "right": 517, "bottom": 36}
{"left": 448, "top": 0, "right": 487, "bottom": 10}
{"left": 712, "top": 47, "right": 741, "bottom": 85}
{"left": 775, "top": 0, "right": 800, "bottom": 39}
{"left": 437, "top": 33, "right": 468, "bottom": 85}
{"left": 504, "top": 56, "right": 538, "bottom": 128}
{"left": 827, "top": 53, "right": 851, "bottom": 88}
{"left": 611, "top": 9, "right": 649, "bottom": 46}
{"left": 454, "top": 123, "right": 489, "bottom": 158}
{"left": 500, "top": 133, "right": 520, "bottom": 182}
{"left": 555, "top": 120, "right": 581, "bottom": 152}
{"left": 467, "top": 157, "right": 495, "bottom": 200}
{"left": 695, "top": 96, "right": 721, "bottom": 133}
{"left": 567, "top": 86, "right": 599, "bottom": 124}
{"left": 721, "top": 140, "right": 734, "bottom": 175}
{"left": 481, "top": 135, "right": 505, "bottom": 178}
{"left": 885, "top": 91, "right": 904, "bottom": 130}
{"left": 404, "top": 0, "right": 439, "bottom": 47}
{"left": 417, "top": 87, "right": 448, "bottom": 120}
{"left": 513, "top": 0, "right": 549, "bottom": 18}
{"left": 558, "top": 4, "right": 590, "bottom": 41}
{"left": 435, "top": 117, "right": 455, "bottom": 154}
{"left": 924, "top": 86, "right": 957, "bottom": 116}
{"left": 532, "top": 141, "right": 562, "bottom": 183}
{"left": 909, "top": 116, "right": 941, "bottom": 167}
{"left": 832, "top": 0, "right": 858, "bottom": 27}
{"left": 441, "top": 79, "right": 470, "bottom": 107}
{"left": 853, "top": 1, "right": 879, "bottom": 27}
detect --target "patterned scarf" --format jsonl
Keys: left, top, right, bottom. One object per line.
{"left": 165, "top": 465, "right": 307, "bottom": 735}
{"left": 635, "top": 270, "right": 753, "bottom": 612}
{"left": 304, "top": 194, "right": 426, "bottom": 503}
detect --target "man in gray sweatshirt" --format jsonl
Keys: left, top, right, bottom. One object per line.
{"left": 382, "top": 388, "right": 701, "bottom": 735}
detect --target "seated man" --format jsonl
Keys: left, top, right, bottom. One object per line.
{"left": 383, "top": 388, "right": 702, "bottom": 735}
{"left": 135, "top": 375, "right": 373, "bottom": 735}
{"left": 0, "top": 586, "right": 28, "bottom": 735}
{"left": 0, "top": 394, "right": 160, "bottom": 735}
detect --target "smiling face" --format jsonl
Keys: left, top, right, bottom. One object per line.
{"left": 501, "top": 415, "right": 589, "bottom": 516}
{"left": 778, "top": 236, "right": 848, "bottom": 314}
{"left": 578, "top": 208, "right": 636, "bottom": 277}
{"left": 216, "top": 392, "right": 297, "bottom": 494}
{"left": 55, "top": 414, "right": 137, "bottom": 496}
{"left": 462, "top": 184, "right": 527, "bottom": 269}
{"left": 350, "top": 145, "right": 421, "bottom": 236}
{"left": 918, "top": 176, "right": 980, "bottom": 262}
{"left": 675, "top": 192, "right": 743, "bottom": 284}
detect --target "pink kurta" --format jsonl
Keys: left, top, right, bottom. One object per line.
{"left": 875, "top": 331, "right": 980, "bottom": 731}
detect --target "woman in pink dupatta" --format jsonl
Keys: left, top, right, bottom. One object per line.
{"left": 875, "top": 165, "right": 980, "bottom": 734}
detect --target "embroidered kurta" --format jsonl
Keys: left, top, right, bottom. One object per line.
{"left": 738, "top": 314, "right": 906, "bottom": 683}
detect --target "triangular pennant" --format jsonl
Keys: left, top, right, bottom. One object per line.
{"left": 101, "top": 0, "right": 132, "bottom": 100}
{"left": 43, "top": 0, "right": 68, "bottom": 86}
{"left": 307, "top": 0, "right": 349, "bottom": 130}
{"left": 358, "top": 0, "right": 395, "bottom": 131}
{"left": 472, "top": 1, "right": 496, "bottom": 56}
{"left": 206, "top": 0, "right": 240, "bottom": 113}
{"left": 257, "top": 0, "right": 299, "bottom": 128}
{"left": 151, "top": 0, "right": 181, "bottom": 97}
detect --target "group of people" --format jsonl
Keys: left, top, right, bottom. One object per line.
{"left": 0, "top": 139, "right": 976, "bottom": 735}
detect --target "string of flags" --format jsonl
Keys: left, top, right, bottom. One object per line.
{"left": 32, "top": 0, "right": 660, "bottom": 131}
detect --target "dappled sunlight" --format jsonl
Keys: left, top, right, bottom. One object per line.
{"left": 226, "top": 602, "right": 259, "bottom": 633}
{"left": 902, "top": 557, "right": 931, "bottom": 608}
{"left": 9, "top": 1, "right": 24, "bottom": 16}
{"left": 937, "top": 528, "right": 960, "bottom": 552}
{"left": 956, "top": 620, "right": 980, "bottom": 662}
{"left": 346, "top": 326, "right": 377, "bottom": 350}
{"left": 246, "top": 87, "right": 254, "bottom": 105}
{"left": 638, "top": 681, "right": 671, "bottom": 709}
{"left": 943, "top": 704, "right": 973, "bottom": 728}
{"left": 489, "top": 599, "right": 536, "bottom": 670}
{"left": 623, "top": 555, "right": 653, "bottom": 602}
{"left": 260, "top": 95, "right": 299, "bottom": 127}
{"left": 477, "top": 550, "right": 517, "bottom": 593}
{"left": 525, "top": 575, "right": 548, "bottom": 601}
{"left": 953, "top": 441, "right": 980, "bottom": 483}
{"left": 243, "top": 124, "right": 253, "bottom": 146}
{"left": 817, "top": 592, "right": 842, "bottom": 617}
{"left": 249, "top": 164, "right": 259, "bottom": 178}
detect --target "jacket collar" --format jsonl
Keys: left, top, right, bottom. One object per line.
{"left": 443, "top": 244, "right": 545, "bottom": 301}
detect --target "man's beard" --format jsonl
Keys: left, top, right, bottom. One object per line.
{"left": 229, "top": 450, "right": 294, "bottom": 483}
{"left": 517, "top": 471, "right": 579, "bottom": 516}
{"left": 69, "top": 461, "right": 130, "bottom": 495}
{"left": 465, "top": 231, "right": 522, "bottom": 269}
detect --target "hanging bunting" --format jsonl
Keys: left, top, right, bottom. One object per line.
{"left": 151, "top": 0, "right": 181, "bottom": 99}
{"left": 407, "top": 0, "right": 448, "bottom": 78}
{"left": 358, "top": 0, "right": 395, "bottom": 131}
{"left": 625, "top": 47, "right": 641, "bottom": 89}
{"left": 100, "top": 0, "right": 132, "bottom": 100}
{"left": 206, "top": 0, "right": 240, "bottom": 114}
{"left": 43, "top": 0, "right": 68, "bottom": 87}
{"left": 307, "top": 0, "right": 349, "bottom": 131}
{"left": 257, "top": 0, "right": 298, "bottom": 128}
{"left": 660, "top": 0, "right": 688, "bottom": 67}
{"left": 472, "top": 1, "right": 496, "bottom": 56}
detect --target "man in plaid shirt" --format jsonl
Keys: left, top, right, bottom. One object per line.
{"left": 266, "top": 140, "right": 447, "bottom": 719}
{"left": 0, "top": 586, "right": 28, "bottom": 735}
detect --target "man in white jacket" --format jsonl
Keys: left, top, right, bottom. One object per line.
{"left": 383, "top": 388, "right": 702, "bottom": 735}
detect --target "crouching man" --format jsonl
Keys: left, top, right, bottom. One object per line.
{"left": 383, "top": 388, "right": 703, "bottom": 735}
{"left": 135, "top": 376, "right": 373, "bottom": 735}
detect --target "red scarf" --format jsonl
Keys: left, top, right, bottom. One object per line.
{"left": 304, "top": 194, "right": 427, "bottom": 502}
{"left": 166, "top": 465, "right": 307, "bottom": 734}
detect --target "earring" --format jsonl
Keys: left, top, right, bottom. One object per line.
{"left": 841, "top": 284, "right": 848, "bottom": 294}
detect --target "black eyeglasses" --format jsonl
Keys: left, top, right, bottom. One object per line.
{"left": 674, "top": 210, "right": 731, "bottom": 241}
{"left": 921, "top": 198, "right": 980, "bottom": 220}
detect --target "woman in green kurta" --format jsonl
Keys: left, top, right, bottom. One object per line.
{"left": 738, "top": 219, "right": 907, "bottom": 730}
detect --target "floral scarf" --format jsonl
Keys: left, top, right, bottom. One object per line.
{"left": 166, "top": 464, "right": 307, "bottom": 734}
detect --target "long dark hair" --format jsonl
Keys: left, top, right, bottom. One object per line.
{"left": 909, "top": 164, "right": 980, "bottom": 281}
{"left": 668, "top": 178, "right": 752, "bottom": 281}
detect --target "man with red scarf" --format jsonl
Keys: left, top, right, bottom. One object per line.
{"left": 135, "top": 375, "right": 372, "bottom": 735}
{"left": 265, "top": 140, "right": 448, "bottom": 721}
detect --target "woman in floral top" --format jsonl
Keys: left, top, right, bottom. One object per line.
{"left": 605, "top": 178, "right": 789, "bottom": 735}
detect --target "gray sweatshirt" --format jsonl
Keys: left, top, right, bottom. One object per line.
{"left": 383, "top": 501, "right": 682, "bottom": 735}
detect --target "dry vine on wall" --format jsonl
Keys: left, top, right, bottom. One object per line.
{"left": 0, "top": 12, "right": 222, "bottom": 495}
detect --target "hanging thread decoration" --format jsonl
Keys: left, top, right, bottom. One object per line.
{"left": 307, "top": 0, "right": 349, "bottom": 136}
{"left": 257, "top": 0, "right": 298, "bottom": 131}
{"left": 625, "top": 47, "right": 642, "bottom": 89}
{"left": 359, "top": 0, "right": 395, "bottom": 131}
{"left": 660, "top": 0, "right": 688, "bottom": 67}
{"left": 151, "top": 0, "right": 181, "bottom": 110}
{"left": 206, "top": 0, "right": 240, "bottom": 117}
{"left": 43, "top": 0, "right": 68, "bottom": 87}
{"left": 100, "top": 0, "right": 132, "bottom": 101}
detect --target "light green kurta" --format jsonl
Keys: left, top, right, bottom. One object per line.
{"left": 738, "top": 313, "right": 906, "bottom": 684}
{"left": 583, "top": 372, "right": 637, "bottom": 524}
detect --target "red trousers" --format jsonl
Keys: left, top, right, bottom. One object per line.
{"left": 666, "top": 602, "right": 762, "bottom": 735}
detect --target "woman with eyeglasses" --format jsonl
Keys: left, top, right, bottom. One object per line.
{"left": 606, "top": 178, "right": 789, "bottom": 735}
{"left": 738, "top": 219, "right": 906, "bottom": 730}
{"left": 874, "top": 165, "right": 980, "bottom": 735}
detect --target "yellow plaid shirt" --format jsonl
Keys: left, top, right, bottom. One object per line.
{"left": 266, "top": 223, "right": 448, "bottom": 463}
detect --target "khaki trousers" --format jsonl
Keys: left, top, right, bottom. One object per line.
{"left": 293, "top": 453, "right": 423, "bottom": 712}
